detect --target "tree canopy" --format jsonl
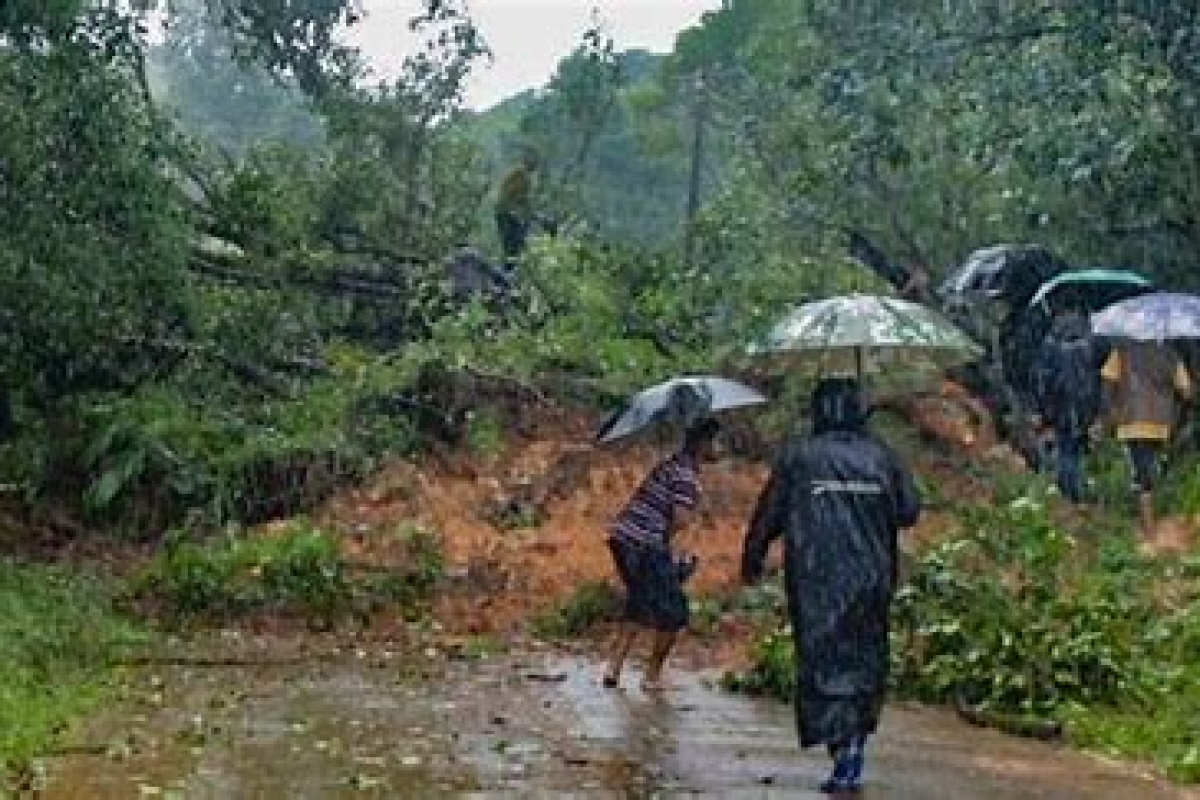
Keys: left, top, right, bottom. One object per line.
{"left": 4, "top": 0, "right": 1200, "bottom": 532}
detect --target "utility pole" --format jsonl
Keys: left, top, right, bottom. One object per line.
{"left": 682, "top": 70, "right": 707, "bottom": 271}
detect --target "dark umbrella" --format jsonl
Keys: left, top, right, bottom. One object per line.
{"left": 596, "top": 376, "right": 767, "bottom": 443}
{"left": 1028, "top": 268, "right": 1153, "bottom": 312}
{"left": 939, "top": 244, "right": 1067, "bottom": 307}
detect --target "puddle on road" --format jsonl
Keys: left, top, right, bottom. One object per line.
{"left": 39, "top": 643, "right": 1195, "bottom": 798}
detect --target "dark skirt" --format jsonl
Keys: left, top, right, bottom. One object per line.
{"left": 607, "top": 536, "right": 689, "bottom": 633}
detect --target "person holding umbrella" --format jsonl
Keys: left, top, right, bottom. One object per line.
{"left": 602, "top": 416, "right": 721, "bottom": 691}
{"left": 1100, "top": 341, "right": 1192, "bottom": 543}
{"left": 596, "top": 376, "right": 765, "bottom": 691}
{"left": 1030, "top": 305, "right": 1102, "bottom": 503}
{"left": 742, "top": 377, "right": 920, "bottom": 796}
{"left": 1091, "top": 291, "right": 1200, "bottom": 546}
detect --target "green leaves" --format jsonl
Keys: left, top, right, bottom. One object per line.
{"left": 135, "top": 520, "right": 444, "bottom": 621}
{"left": 0, "top": 11, "right": 191, "bottom": 404}
{"left": 890, "top": 484, "right": 1186, "bottom": 721}
{"left": 672, "top": 0, "right": 1200, "bottom": 285}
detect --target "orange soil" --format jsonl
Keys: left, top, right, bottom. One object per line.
{"left": 316, "top": 405, "right": 964, "bottom": 669}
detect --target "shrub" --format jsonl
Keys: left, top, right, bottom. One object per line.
{"left": 891, "top": 489, "right": 1154, "bottom": 716}
{"left": 530, "top": 580, "right": 621, "bottom": 639}
{"left": 0, "top": 560, "right": 147, "bottom": 776}
{"left": 134, "top": 520, "right": 443, "bottom": 623}
{"left": 720, "top": 626, "right": 795, "bottom": 701}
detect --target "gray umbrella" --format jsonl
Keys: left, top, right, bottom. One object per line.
{"left": 596, "top": 376, "right": 767, "bottom": 443}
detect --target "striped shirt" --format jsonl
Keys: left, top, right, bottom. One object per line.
{"left": 611, "top": 453, "right": 700, "bottom": 547}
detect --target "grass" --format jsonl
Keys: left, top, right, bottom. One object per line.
{"left": 529, "top": 580, "right": 621, "bottom": 639}
{"left": 0, "top": 558, "right": 148, "bottom": 777}
{"left": 1065, "top": 688, "right": 1200, "bottom": 782}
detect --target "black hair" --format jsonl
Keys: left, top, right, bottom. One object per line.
{"left": 683, "top": 416, "right": 721, "bottom": 452}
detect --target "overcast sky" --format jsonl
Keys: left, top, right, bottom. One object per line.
{"left": 345, "top": 0, "right": 722, "bottom": 109}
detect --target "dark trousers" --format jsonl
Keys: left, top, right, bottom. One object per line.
{"left": 496, "top": 211, "right": 528, "bottom": 263}
{"left": 1126, "top": 439, "right": 1163, "bottom": 493}
{"left": 1055, "top": 429, "right": 1086, "bottom": 503}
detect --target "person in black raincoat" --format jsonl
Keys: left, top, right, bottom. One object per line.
{"left": 741, "top": 378, "right": 920, "bottom": 795}
{"left": 1031, "top": 307, "right": 1102, "bottom": 503}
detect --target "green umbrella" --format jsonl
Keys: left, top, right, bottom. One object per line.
{"left": 1028, "top": 268, "right": 1152, "bottom": 310}
{"left": 748, "top": 293, "right": 983, "bottom": 378}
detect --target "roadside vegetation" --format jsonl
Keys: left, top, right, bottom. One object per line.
{"left": 0, "top": 559, "right": 147, "bottom": 779}
{"left": 131, "top": 520, "right": 444, "bottom": 626}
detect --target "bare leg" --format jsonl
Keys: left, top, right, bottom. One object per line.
{"left": 604, "top": 624, "right": 637, "bottom": 687}
{"left": 642, "top": 630, "right": 678, "bottom": 690}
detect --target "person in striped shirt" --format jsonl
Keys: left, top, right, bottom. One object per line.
{"left": 602, "top": 417, "right": 720, "bottom": 691}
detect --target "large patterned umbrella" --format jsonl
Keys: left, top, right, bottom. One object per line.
{"left": 749, "top": 293, "right": 983, "bottom": 376}
{"left": 1090, "top": 292, "right": 1200, "bottom": 341}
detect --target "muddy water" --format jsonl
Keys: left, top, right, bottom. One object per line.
{"left": 41, "top": 639, "right": 1195, "bottom": 798}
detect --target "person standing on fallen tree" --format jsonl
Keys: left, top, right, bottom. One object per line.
{"left": 742, "top": 378, "right": 920, "bottom": 796}
{"left": 494, "top": 149, "right": 539, "bottom": 265}
{"left": 602, "top": 417, "right": 720, "bottom": 692}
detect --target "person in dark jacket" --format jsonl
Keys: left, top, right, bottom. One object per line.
{"left": 603, "top": 417, "right": 720, "bottom": 692}
{"left": 495, "top": 149, "right": 539, "bottom": 264}
{"left": 1031, "top": 308, "right": 1102, "bottom": 503}
{"left": 742, "top": 378, "right": 920, "bottom": 795}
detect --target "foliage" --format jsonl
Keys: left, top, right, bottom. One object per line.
{"left": 473, "top": 44, "right": 698, "bottom": 249}
{"left": 138, "top": 0, "right": 370, "bottom": 98}
{"left": 0, "top": 0, "right": 497, "bottom": 536}
{"left": 134, "top": 520, "right": 443, "bottom": 623}
{"left": 0, "top": 8, "right": 191, "bottom": 414}
{"left": 891, "top": 489, "right": 1156, "bottom": 716}
{"left": 11, "top": 346, "right": 429, "bottom": 533}
{"left": 530, "top": 580, "right": 621, "bottom": 639}
{"left": 0, "top": 559, "right": 147, "bottom": 775}
{"left": 720, "top": 625, "right": 795, "bottom": 701}
{"left": 669, "top": 0, "right": 1200, "bottom": 285}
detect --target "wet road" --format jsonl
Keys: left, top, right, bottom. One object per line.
{"left": 41, "top": 641, "right": 1196, "bottom": 798}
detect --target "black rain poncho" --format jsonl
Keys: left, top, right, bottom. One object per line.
{"left": 1031, "top": 312, "right": 1102, "bottom": 436}
{"left": 742, "top": 379, "right": 920, "bottom": 748}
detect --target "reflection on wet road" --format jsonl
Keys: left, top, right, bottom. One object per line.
{"left": 42, "top": 642, "right": 1196, "bottom": 798}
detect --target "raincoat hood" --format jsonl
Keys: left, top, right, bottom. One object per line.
{"left": 1050, "top": 310, "right": 1090, "bottom": 342}
{"left": 811, "top": 378, "right": 866, "bottom": 435}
